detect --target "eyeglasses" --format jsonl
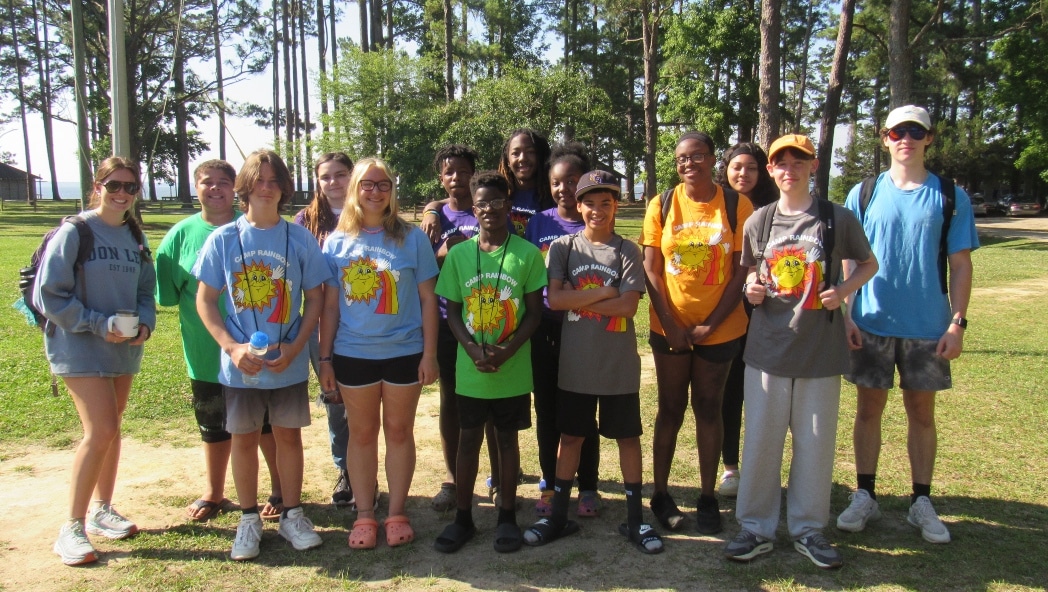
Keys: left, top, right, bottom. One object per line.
{"left": 886, "top": 125, "right": 928, "bottom": 142}
{"left": 474, "top": 198, "right": 508, "bottom": 211}
{"left": 101, "top": 181, "right": 139, "bottom": 194}
{"left": 675, "top": 153, "right": 712, "bottom": 165}
{"left": 359, "top": 179, "right": 393, "bottom": 191}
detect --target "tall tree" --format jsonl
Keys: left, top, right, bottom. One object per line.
{"left": 757, "top": 0, "right": 781, "bottom": 145}
{"left": 816, "top": 0, "right": 856, "bottom": 199}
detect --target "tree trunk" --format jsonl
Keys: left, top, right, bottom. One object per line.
{"left": 317, "top": 0, "right": 328, "bottom": 134}
{"left": 816, "top": 0, "right": 856, "bottom": 199}
{"left": 358, "top": 0, "right": 369, "bottom": 50}
{"left": 174, "top": 46, "right": 192, "bottom": 204}
{"left": 212, "top": 0, "right": 227, "bottom": 159}
{"left": 272, "top": 0, "right": 281, "bottom": 148}
{"left": 290, "top": 0, "right": 302, "bottom": 192}
{"left": 298, "top": 0, "right": 312, "bottom": 195}
{"left": 792, "top": 0, "right": 815, "bottom": 132}
{"left": 370, "top": 0, "right": 383, "bottom": 50}
{"left": 282, "top": 0, "right": 294, "bottom": 158}
{"left": 888, "top": 0, "right": 912, "bottom": 107}
{"left": 460, "top": 1, "right": 468, "bottom": 94}
{"left": 642, "top": 0, "right": 660, "bottom": 198}
{"left": 31, "top": 0, "right": 59, "bottom": 199}
{"left": 8, "top": 0, "right": 35, "bottom": 204}
{"left": 757, "top": 0, "right": 781, "bottom": 147}
{"left": 444, "top": 0, "right": 453, "bottom": 102}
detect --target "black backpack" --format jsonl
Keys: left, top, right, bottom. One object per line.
{"left": 659, "top": 186, "right": 740, "bottom": 233}
{"left": 858, "top": 173, "right": 955, "bottom": 294}
{"left": 752, "top": 198, "right": 838, "bottom": 321}
{"left": 19, "top": 216, "right": 95, "bottom": 331}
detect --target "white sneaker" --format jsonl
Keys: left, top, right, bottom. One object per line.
{"left": 836, "top": 489, "right": 880, "bottom": 532}
{"left": 718, "top": 470, "right": 740, "bottom": 497}
{"left": 907, "top": 496, "right": 951, "bottom": 543}
{"left": 86, "top": 504, "right": 138, "bottom": 540}
{"left": 53, "top": 520, "right": 98, "bottom": 566}
{"left": 278, "top": 507, "right": 323, "bottom": 550}
{"left": 231, "top": 513, "right": 263, "bottom": 561}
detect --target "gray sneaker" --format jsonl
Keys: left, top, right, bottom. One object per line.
{"left": 907, "top": 496, "right": 951, "bottom": 543}
{"left": 794, "top": 532, "right": 843, "bottom": 569}
{"left": 86, "top": 504, "right": 138, "bottom": 540}
{"left": 332, "top": 469, "right": 353, "bottom": 507}
{"left": 53, "top": 520, "right": 98, "bottom": 566}
{"left": 836, "top": 489, "right": 880, "bottom": 532}
{"left": 723, "top": 529, "right": 773, "bottom": 562}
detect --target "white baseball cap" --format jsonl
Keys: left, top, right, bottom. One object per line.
{"left": 885, "top": 105, "right": 933, "bottom": 130}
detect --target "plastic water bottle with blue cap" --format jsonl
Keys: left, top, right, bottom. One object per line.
{"left": 243, "top": 331, "right": 269, "bottom": 386}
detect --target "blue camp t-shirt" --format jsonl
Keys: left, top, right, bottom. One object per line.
{"left": 845, "top": 172, "right": 979, "bottom": 340}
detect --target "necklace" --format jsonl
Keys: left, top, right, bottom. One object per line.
{"left": 362, "top": 225, "right": 384, "bottom": 234}
{"left": 475, "top": 234, "right": 511, "bottom": 355}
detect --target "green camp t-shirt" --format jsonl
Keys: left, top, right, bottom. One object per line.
{"left": 435, "top": 234, "right": 547, "bottom": 399}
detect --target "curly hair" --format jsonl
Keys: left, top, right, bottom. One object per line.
{"left": 548, "top": 141, "right": 591, "bottom": 177}
{"left": 433, "top": 144, "right": 478, "bottom": 175}
{"left": 497, "top": 129, "right": 553, "bottom": 210}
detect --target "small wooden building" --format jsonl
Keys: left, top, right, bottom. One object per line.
{"left": 0, "top": 163, "right": 41, "bottom": 202}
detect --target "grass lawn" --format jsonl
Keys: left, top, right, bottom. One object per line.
{"left": 0, "top": 200, "right": 1045, "bottom": 591}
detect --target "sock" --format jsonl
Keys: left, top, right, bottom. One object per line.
{"left": 625, "top": 482, "right": 643, "bottom": 532}
{"left": 697, "top": 493, "right": 717, "bottom": 509}
{"left": 241, "top": 506, "right": 259, "bottom": 515}
{"left": 858, "top": 473, "right": 877, "bottom": 500}
{"left": 551, "top": 478, "right": 573, "bottom": 528}
{"left": 497, "top": 507, "right": 517, "bottom": 526}
{"left": 455, "top": 508, "right": 474, "bottom": 529}
{"left": 911, "top": 483, "right": 931, "bottom": 505}
{"left": 280, "top": 504, "right": 300, "bottom": 519}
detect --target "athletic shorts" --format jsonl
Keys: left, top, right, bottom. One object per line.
{"left": 457, "top": 393, "right": 532, "bottom": 431}
{"left": 845, "top": 329, "right": 952, "bottom": 391}
{"left": 224, "top": 381, "right": 311, "bottom": 434}
{"left": 557, "top": 390, "right": 642, "bottom": 440}
{"left": 649, "top": 332, "right": 742, "bottom": 364}
{"left": 332, "top": 352, "right": 422, "bottom": 388}
{"left": 191, "top": 379, "right": 272, "bottom": 442}
{"left": 437, "top": 320, "right": 458, "bottom": 383}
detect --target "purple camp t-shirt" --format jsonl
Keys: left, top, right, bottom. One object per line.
{"left": 525, "top": 207, "right": 584, "bottom": 318}
{"left": 433, "top": 204, "right": 478, "bottom": 319}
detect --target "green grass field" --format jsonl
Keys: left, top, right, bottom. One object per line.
{"left": 1, "top": 201, "right": 1045, "bottom": 591}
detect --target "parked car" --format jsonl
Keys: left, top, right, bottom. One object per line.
{"left": 1004, "top": 195, "right": 1043, "bottom": 217}
{"left": 971, "top": 194, "right": 988, "bottom": 216}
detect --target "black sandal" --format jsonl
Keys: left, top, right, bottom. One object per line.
{"left": 433, "top": 522, "right": 476, "bottom": 554}
{"left": 522, "top": 518, "right": 579, "bottom": 546}
{"left": 493, "top": 522, "right": 523, "bottom": 553}
{"left": 650, "top": 492, "right": 686, "bottom": 531}
{"left": 619, "top": 522, "right": 664, "bottom": 554}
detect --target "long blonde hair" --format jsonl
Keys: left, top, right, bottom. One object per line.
{"left": 337, "top": 157, "right": 410, "bottom": 245}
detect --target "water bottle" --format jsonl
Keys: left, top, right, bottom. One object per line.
{"left": 242, "top": 331, "right": 269, "bottom": 386}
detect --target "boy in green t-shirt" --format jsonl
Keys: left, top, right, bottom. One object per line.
{"left": 522, "top": 171, "right": 664, "bottom": 554}
{"left": 433, "top": 171, "right": 546, "bottom": 554}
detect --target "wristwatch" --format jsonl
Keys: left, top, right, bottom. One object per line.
{"left": 951, "top": 317, "right": 968, "bottom": 329}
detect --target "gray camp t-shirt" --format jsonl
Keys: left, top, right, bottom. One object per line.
{"left": 546, "top": 233, "right": 646, "bottom": 395}
{"left": 740, "top": 201, "right": 872, "bottom": 378}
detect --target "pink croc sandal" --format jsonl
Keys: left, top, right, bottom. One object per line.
{"left": 348, "top": 517, "right": 378, "bottom": 549}
{"left": 384, "top": 515, "right": 415, "bottom": 547}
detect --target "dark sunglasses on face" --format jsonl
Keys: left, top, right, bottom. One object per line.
{"left": 360, "top": 180, "right": 393, "bottom": 191}
{"left": 474, "top": 198, "right": 508, "bottom": 211}
{"left": 101, "top": 181, "right": 140, "bottom": 194}
{"left": 886, "top": 125, "right": 928, "bottom": 142}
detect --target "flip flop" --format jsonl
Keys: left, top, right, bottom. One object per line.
{"left": 185, "top": 498, "right": 229, "bottom": 522}
{"left": 522, "top": 518, "right": 579, "bottom": 546}
{"left": 433, "top": 522, "right": 476, "bottom": 554}
{"left": 348, "top": 517, "right": 379, "bottom": 550}
{"left": 493, "top": 521, "right": 523, "bottom": 553}
{"left": 260, "top": 495, "right": 283, "bottom": 521}
{"left": 619, "top": 522, "right": 664, "bottom": 555}
{"left": 384, "top": 515, "right": 415, "bottom": 547}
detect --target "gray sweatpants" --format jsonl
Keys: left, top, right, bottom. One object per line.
{"left": 736, "top": 367, "right": 841, "bottom": 540}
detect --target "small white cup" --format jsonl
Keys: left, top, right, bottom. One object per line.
{"left": 108, "top": 310, "right": 139, "bottom": 338}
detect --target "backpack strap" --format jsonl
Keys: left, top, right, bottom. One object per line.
{"left": 858, "top": 176, "right": 876, "bottom": 225}
{"left": 659, "top": 188, "right": 674, "bottom": 227}
{"left": 753, "top": 203, "right": 777, "bottom": 268}
{"left": 816, "top": 199, "right": 837, "bottom": 322}
{"left": 933, "top": 173, "right": 954, "bottom": 295}
{"left": 722, "top": 187, "right": 739, "bottom": 234}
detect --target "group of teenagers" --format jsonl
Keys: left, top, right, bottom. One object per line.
{"left": 36, "top": 104, "right": 977, "bottom": 571}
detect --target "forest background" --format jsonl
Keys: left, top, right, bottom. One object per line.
{"left": 2, "top": 0, "right": 1047, "bottom": 207}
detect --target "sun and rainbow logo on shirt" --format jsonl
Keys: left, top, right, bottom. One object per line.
{"left": 341, "top": 255, "right": 400, "bottom": 314}
{"left": 567, "top": 272, "right": 627, "bottom": 332}
{"left": 465, "top": 284, "right": 518, "bottom": 344}
{"left": 765, "top": 245, "right": 825, "bottom": 310}
{"left": 233, "top": 260, "right": 292, "bottom": 323}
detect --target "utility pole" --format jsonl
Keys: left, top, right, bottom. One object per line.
{"left": 70, "top": 0, "right": 92, "bottom": 208}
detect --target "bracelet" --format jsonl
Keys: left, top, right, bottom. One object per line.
{"left": 319, "top": 356, "right": 332, "bottom": 363}
{"left": 423, "top": 209, "right": 440, "bottom": 217}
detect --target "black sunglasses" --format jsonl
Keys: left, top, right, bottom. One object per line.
{"left": 101, "top": 181, "right": 140, "bottom": 194}
{"left": 886, "top": 125, "right": 928, "bottom": 142}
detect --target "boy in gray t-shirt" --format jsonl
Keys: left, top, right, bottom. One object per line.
{"left": 521, "top": 171, "right": 664, "bottom": 554}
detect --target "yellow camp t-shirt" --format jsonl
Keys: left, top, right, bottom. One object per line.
{"left": 640, "top": 184, "right": 753, "bottom": 344}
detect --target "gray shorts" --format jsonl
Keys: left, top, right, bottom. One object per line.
{"left": 845, "top": 329, "right": 951, "bottom": 391}
{"left": 224, "top": 381, "right": 311, "bottom": 434}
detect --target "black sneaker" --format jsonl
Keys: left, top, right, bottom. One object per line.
{"left": 650, "top": 492, "right": 686, "bottom": 531}
{"left": 695, "top": 495, "right": 723, "bottom": 534}
{"left": 331, "top": 469, "right": 353, "bottom": 507}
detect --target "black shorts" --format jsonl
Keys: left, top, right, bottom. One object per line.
{"left": 457, "top": 393, "right": 532, "bottom": 431}
{"left": 437, "top": 320, "right": 458, "bottom": 383}
{"left": 332, "top": 352, "right": 422, "bottom": 387}
{"left": 649, "top": 332, "right": 742, "bottom": 363}
{"left": 558, "top": 390, "right": 643, "bottom": 439}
